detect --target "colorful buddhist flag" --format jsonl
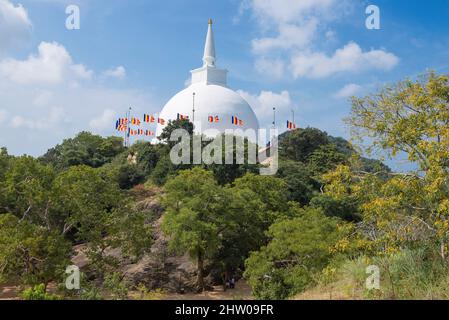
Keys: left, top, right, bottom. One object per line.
{"left": 143, "top": 114, "right": 155, "bottom": 123}
{"left": 116, "top": 118, "right": 128, "bottom": 129}
{"left": 177, "top": 113, "right": 189, "bottom": 121}
{"left": 287, "top": 121, "right": 297, "bottom": 130}
{"left": 232, "top": 116, "right": 243, "bottom": 126}
{"left": 208, "top": 115, "right": 220, "bottom": 123}
{"left": 117, "top": 125, "right": 127, "bottom": 132}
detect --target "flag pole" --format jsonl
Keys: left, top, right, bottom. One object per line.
{"left": 272, "top": 107, "right": 276, "bottom": 129}
{"left": 123, "top": 108, "right": 128, "bottom": 148}
{"left": 292, "top": 109, "right": 295, "bottom": 129}
{"left": 127, "top": 107, "right": 132, "bottom": 147}
{"left": 192, "top": 92, "right": 196, "bottom": 123}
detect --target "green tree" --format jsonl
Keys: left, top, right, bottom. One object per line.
{"left": 116, "top": 164, "right": 146, "bottom": 189}
{"left": 244, "top": 206, "right": 346, "bottom": 299}
{"left": 276, "top": 160, "right": 319, "bottom": 205}
{"left": 307, "top": 144, "right": 348, "bottom": 175}
{"left": 150, "top": 154, "right": 176, "bottom": 186}
{"left": 52, "top": 166, "right": 152, "bottom": 274}
{"left": 211, "top": 174, "right": 291, "bottom": 283}
{"left": 204, "top": 135, "right": 260, "bottom": 185}
{"left": 40, "top": 132, "right": 125, "bottom": 170}
{"left": 346, "top": 71, "right": 449, "bottom": 258}
{"left": 0, "top": 214, "right": 71, "bottom": 288}
{"left": 158, "top": 119, "right": 194, "bottom": 145}
{"left": 162, "top": 168, "right": 229, "bottom": 291}
{"left": 0, "top": 156, "right": 55, "bottom": 226}
{"left": 279, "top": 127, "right": 330, "bottom": 162}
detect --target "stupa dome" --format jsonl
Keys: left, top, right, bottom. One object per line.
{"left": 155, "top": 19, "right": 259, "bottom": 140}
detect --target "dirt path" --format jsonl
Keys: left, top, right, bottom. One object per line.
{"left": 1, "top": 280, "right": 254, "bottom": 301}
{"left": 162, "top": 281, "right": 254, "bottom": 300}
{"left": 0, "top": 284, "right": 19, "bottom": 300}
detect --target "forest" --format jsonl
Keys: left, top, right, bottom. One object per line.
{"left": 1, "top": 72, "right": 448, "bottom": 300}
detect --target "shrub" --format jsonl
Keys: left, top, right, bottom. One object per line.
{"left": 20, "top": 284, "right": 61, "bottom": 300}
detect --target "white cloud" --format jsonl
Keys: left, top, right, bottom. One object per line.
{"left": 0, "top": 39, "right": 157, "bottom": 155}
{"left": 0, "top": 0, "right": 32, "bottom": 52}
{"left": 252, "top": 19, "right": 318, "bottom": 54}
{"left": 32, "top": 90, "right": 54, "bottom": 107}
{"left": 89, "top": 109, "right": 117, "bottom": 131}
{"left": 238, "top": 90, "right": 293, "bottom": 120}
{"left": 290, "top": 42, "right": 399, "bottom": 79}
{"left": 254, "top": 58, "right": 285, "bottom": 79}
{"left": 243, "top": 0, "right": 399, "bottom": 79}
{"left": 10, "top": 107, "right": 63, "bottom": 130}
{"left": 103, "top": 66, "right": 126, "bottom": 79}
{"left": 248, "top": 0, "right": 336, "bottom": 24}
{"left": 333, "top": 83, "right": 362, "bottom": 99}
{"left": 0, "top": 41, "right": 93, "bottom": 85}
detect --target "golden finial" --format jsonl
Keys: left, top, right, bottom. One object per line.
{"left": 208, "top": 18, "right": 213, "bottom": 25}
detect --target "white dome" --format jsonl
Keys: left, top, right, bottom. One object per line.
{"left": 155, "top": 20, "right": 259, "bottom": 142}
{"left": 155, "top": 83, "right": 259, "bottom": 140}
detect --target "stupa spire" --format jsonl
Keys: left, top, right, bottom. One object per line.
{"left": 203, "top": 19, "right": 216, "bottom": 67}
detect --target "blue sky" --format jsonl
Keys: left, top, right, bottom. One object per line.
{"left": 0, "top": 0, "right": 448, "bottom": 170}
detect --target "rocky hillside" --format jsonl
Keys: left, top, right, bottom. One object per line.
{"left": 71, "top": 186, "right": 211, "bottom": 293}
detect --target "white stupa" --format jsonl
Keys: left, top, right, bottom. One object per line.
{"left": 155, "top": 19, "right": 260, "bottom": 141}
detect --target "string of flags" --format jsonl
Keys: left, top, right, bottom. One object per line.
{"left": 129, "top": 129, "right": 155, "bottom": 136}
{"left": 131, "top": 118, "right": 141, "bottom": 126}
{"left": 287, "top": 121, "right": 297, "bottom": 130}
{"left": 177, "top": 113, "right": 190, "bottom": 121}
{"left": 231, "top": 116, "right": 244, "bottom": 126}
{"left": 143, "top": 114, "right": 155, "bottom": 123}
{"left": 208, "top": 115, "right": 220, "bottom": 123}
{"left": 115, "top": 111, "right": 299, "bottom": 142}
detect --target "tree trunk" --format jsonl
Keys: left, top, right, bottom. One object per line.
{"left": 440, "top": 240, "right": 446, "bottom": 261}
{"left": 197, "top": 252, "right": 204, "bottom": 292}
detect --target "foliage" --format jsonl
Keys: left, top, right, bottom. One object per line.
{"left": 103, "top": 272, "right": 130, "bottom": 300}
{"left": 344, "top": 72, "right": 449, "bottom": 257}
{"left": 310, "top": 194, "right": 361, "bottom": 222}
{"left": 40, "top": 132, "right": 125, "bottom": 170}
{"left": 279, "top": 127, "right": 331, "bottom": 162}
{"left": 150, "top": 154, "right": 176, "bottom": 186}
{"left": 116, "top": 164, "right": 146, "bottom": 189}
{"left": 244, "top": 206, "right": 347, "bottom": 299}
{"left": 158, "top": 119, "right": 194, "bottom": 145}
{"left": 20, "top": 284, "right": 61, "bottom": 300}
{"left": 203, "top": 134, "right": 260, "bottom": 185}
{"left": 213, "top": 174, "right": 292, "bottom": 279}
{"left": 53, "top": 165, "right": 152, "bottom": 274}
{"left": 162, "top": 168, "right": 229, "bottom": 291}
{"left": 311, "top": 247, "right": 449, "bottom": 300}
{"left": 0, "top": 156, "right": 55, "bottom": 225}
{"left": 0, "top": 214, "right": 71, "bottom": 287}
{"left": 276, "top": 160, "right": 318, "bottom": 205}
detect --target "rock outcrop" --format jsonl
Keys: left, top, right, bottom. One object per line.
{"left": 71, "top": 186, "right": 206, "bottom": 293}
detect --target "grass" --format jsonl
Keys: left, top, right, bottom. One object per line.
{"left": 295, "top": 248, "right": 449, "bottom": 300}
